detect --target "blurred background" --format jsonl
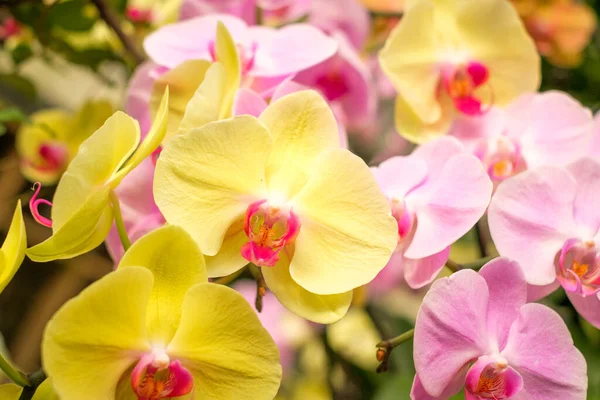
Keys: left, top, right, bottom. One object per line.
{"left": 0, "top": 0, "right": 599, "bottom": 398}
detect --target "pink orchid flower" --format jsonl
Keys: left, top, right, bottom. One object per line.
{"left": 451, "top": 91, "right": 593, "bottom": 184}
{"left": 489, "top": 157, "right": 600, "bottom": 329}
{"left": 295, "top": 31, "right": 378, "bottom": 136}
{"left": 179, "top": 0, "right": 257, "bottom": 23}
{"left": 370, "top": 137, "right": 492, "bottom": 289}
{"left": 233, "top": 280, "right": 314, "bottom": 371}
{"left": 124, "top": 61, "right": 158, "bottom": 136}
{"left": 105, "top": 157, "right": 165, "bottom": 263}
{"left": 144, "top": 13, "right": 337, "bottom": 96}
{"left": 412, "top": 258, "right": 587, "bottom": 400}
{"left": 309, "top": 0, "right": 370, "bottom": 50}
{"left": 590, "top": 111, "right": 600, "bottom": 158}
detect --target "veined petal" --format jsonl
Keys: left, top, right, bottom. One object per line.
{"left": 262, "top": 252, "right": 352, "bottom": 324}
{"left": 214, "top": 21, "right": 241, "bottom": 117}
{"left": 42, "top": 267, "right": 153, "bottom": 400}
{"left": 167, "top": 283, "right": 282, "bottom": 400}
{"left": 118, "top": 225, "right": 208, "bottom": 345}
{"left": 259, "top": 90, "right": 339, "bottom": 199}
{"left": 68, "top": 100, "right": 114, "bottom": 144}
{"left": 379, "top": 0, "right": 441, "bottom": 125}
{"left": 150, "top": 59, "right": 211, "bottom": 139}
{"left": 26, "top": 187, "right": 114, "bottom": 262}
{"left": 501, "top": 303, "right": 587, "bottom": 400}
{"left": 0, "top": 201, "right": 26, "bottom": 293}
{"left": 112, "top": 88, "right": 169, "bottom": 185}
{"left": 204, "top": 228, "right": 248, "bottom": 277}
{"left": 393, "top": 93, "right": 452, "bottom": 144}
{"left": 292, "top": 149, "right": 397, "bottom": 295}
{"left": 456, "top": 0, "right": 540, "bottom": 105}
{"left": 154, "top": 116, "right": 270, "bottom": 257}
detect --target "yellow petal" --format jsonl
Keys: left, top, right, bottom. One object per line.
{"left": 27, "top": 111, "right": 140, "bottom": 262}
{"left": 292, "top": 149, "right": 397, "bottom": 295}
{"left": 378, "top": 0, "right": 441, "bottom": 124}
{"left": 42, "top": 267, "right": 152, "bottom": 400}
{"left": 259, "top": 90, "right": 339, "bottom": 199}
{"left": 154, "top": 115, "right": 270, "bottom": 257}
{"left": 0, "top": 384, "right": 21, "bottom": 399}
{"left": 177, "top": 62, "right": 230, "bottom": 132}
{"left": 0, "top": 201, "right": 26, "bottom": 293}
{"left": 167, "top": 283, "right": 282, "bottom": 400}
{"left": 118, "top": 225, "right": 208, "bottom": 344}
{"left": 204, "top": 227, "right": 248, "bottom": 278}
{"left": 393, "top": 92, "right": 453, "bottom": 144}
{"left": 214, "top": 21, "right": 241, "bottom": 118}
{"left": 150, "top": 59, "right": 212, "bottom": 140}
{"left": 68, "top": 100, "right": 114, "bottom": 145}
{"left": 262, "top": 253, "right": 352, "bottom": 324}
{"left": 32, "top": 379, "right": 60, "bottom": 400}
{"left": 456, "top": 0, "right": 540, "bottom": 105}
{"left": 112, "top": 88, "right": 169, "bottom": 185}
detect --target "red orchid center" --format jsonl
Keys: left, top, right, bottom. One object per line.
{"left": 209, "top": 40, "right": 258, "bottom": 75}
{"left": 38, "top": 142, "right": 68, "bottom": 171}
{"left": 126, "top": 7, "right": 154, "bottom": 24}
{"left": 131, "top": 352, "right": 193, "bottom": 400}
{"left": 241, "top": 199, "right": 300, "bottom": 267}
{"left": 0, "top": 17, "right": 21, "bottom": 39}
{"left": 556, "top": 238, "right": 600, "bottom": 296}
{"left": 316, "top": 67, "right": 350, "bottom": 102}
{"left": 390, "top": 197, "right": 413, "bottom": 244}
{"left": 474, "top": 136, "right": 523, "bottom": 182}
{"left": 442, "top": 61, "right": 491, "bottom": 116}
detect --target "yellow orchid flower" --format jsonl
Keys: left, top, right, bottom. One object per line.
{"left": 16, "top": 100, "right": 114, "bottom": 185}
{"left": 25, "top": 90, "right": 169, "bottom": 263}
{"left": 154, "top": 90, "right": 397, "bottom": 323}
{"left": 42, "top": 225, "right": 282, "bottom": 400}
{"left": 0, "top": 380, "right": 59, "bottom": 400}
{"left": 149, "top": 21, "right": 241, "bottom": 141}
{"left": 379, "top": 0, "right": 540, "bottom": 143}
{"left": 0, "top": 201, "right": 26, "bottom": 294}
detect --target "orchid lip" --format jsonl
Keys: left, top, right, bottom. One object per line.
{"left": 441, "top": 61, "right": 493, "bottom": 116}
{"left": 556, "top": 238, "right": 600, "bottom": 296}
{"left": 131, "top": 351, "right": 194, "bottom": 400}
{"left": 30, "top": 182, "right": 53, "bottom": 228}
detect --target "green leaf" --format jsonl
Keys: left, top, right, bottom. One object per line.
{"left": 0, "top": 107, "right": 30, "bottom": 124}
{"left": 0, "top": 74, "right": 37, "bottom": 100}
{"left": 11, "top": 43, "right": 33, "bottom": 65}
{"left": 48, "top": 0, "right": 96, "bottom": 31}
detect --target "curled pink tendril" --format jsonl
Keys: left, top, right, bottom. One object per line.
{"left": 30, "top": 182, "right": 53, "bottom": 228}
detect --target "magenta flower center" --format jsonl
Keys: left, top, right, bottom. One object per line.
{"left": 474, "top": 136, "right": 523, "bottom": 182}
{"left": 556, "top": 238, "right": 600, "bottom": 296}
{"left": 390, "top": 197, "right": 413, "bottom": 244}
{"left": 465, "top": 357, "right": 523, "bottom": 400}
{"left": 316, "top": 64, "right": 350, "bottom": 102}
{"left": 126, "top": 7, "right": 154, "bottom": 23}
{"left": 37, "top": 142, "right": 68, "bottom": 172}
{"left": 241, "top": 199, "right": 301, "bottom": 267}
{"left": 441, "top": 61, "right": 491, "bottom": 116}
{"left": 131, "top": 352, "right": 193, "bottom": 400}
{"left": 209, "top": 40, "right": 258, "bottom": 75}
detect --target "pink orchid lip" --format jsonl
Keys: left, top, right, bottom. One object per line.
{"left": 441, "top": 61, "right": 493, "bottom": 116}
{"left": 30, "top": 182, "right": 53, "bottom": 228}
{"left": 208, "top": 39, "right": 258, "bottom": 76}
{"left": 131, "top": 351, "right": 194, "bottom": 400}
{"left": 556, "top": 238, "right": 600, "bottom": 296}
{"left": 474, "top": 136, "right": 524, "bottom": 182}
{"left": 35, "top": 142, "right": 68, "bottom": 172}
{"left": 464, "top": 355, "right": 523, "bottom": 400}
{"left": 390, "top": 197, "right": 413, "bottom": 244}
{"left": 241, "top": 199, "right": 301, "bottom": 267}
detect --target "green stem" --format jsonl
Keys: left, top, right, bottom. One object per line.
{"left": 18, "top": 370, "right": 46, "bottom": 400}
{"left": 0, "top": 352, "right": 29, "bottom": 387}
{"left": 446, "top": 256, "right": 495, "bottom": 273}
{"left": 109, "top": 191, "right": 131, "bottom": 252}
{"left": 375, "top": 329, "right": 414, "bottom": 373}
{"left": 369, "top": 10, "right": 403, "bottom": 19}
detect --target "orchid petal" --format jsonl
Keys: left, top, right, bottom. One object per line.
{"left": 567, "top": 291, "right": 600, "bottom": 329}
{"left": 403, "top": 246, "right": 451, "bottom": 289}
{"left": 292, "top": 149, "right": 398, "bottom": 295}
{"left": 0, "top": 201, "right": 26, "bottom": 293}
{"left": 565, "top": 158, "right": 600, "bottom": 238}
{"left": 167, "top": 283, "right": 282, "bottom": 400}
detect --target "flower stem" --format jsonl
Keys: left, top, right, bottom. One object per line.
{"left": 213, "top": 267, "right": 246, "bottom": 285}
{"left": 109, "top": 191, "right": 131, "bottom": 252}
{"left": 445, "top": 256, "right": 495, "bottom": 273}
{"left": 248, "top": 264, "right": 266, "bottom": 312}
{"left": 18, "top": 369, "right": 46, "bottom": 400}
{"left": 375, "top": 329, "right": 414, "bottom": 373}
{"left": 0, "top": 352, "right": 29, "bottom": 387}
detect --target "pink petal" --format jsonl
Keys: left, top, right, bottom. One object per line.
{"left": 478, "top": 258, "right": 527, "bottom": 350}
{"left": 567, "top": 291, "right": 600, "bottom": 329}
{"left": 271, "top": 79, "right": 310, "bottom": 101}
{"left": 403, "top": 246, "right": 451, "bottom": 289}
{"left": 565, "top": 158, "right": 600, "bottom": 238}
{"left": 309, "top": 0, "right": 370, "bottom": 50}
{"left": 144, "top": 14, "right": 248, "bottom": 69}
{"left": 511, "top": 91, "right": 593, "bottom": 169}
{"left": 250, "top": 24, "right": 337, "bottom": 77}
{"left": 526, "top": 280, "right": 561, "bottom": 302}
{"left": 233, "top": 89, "right": 268, "bottom": 117}
{"left": 413, "top": 270, "right": 490, "bottom": 397}
{"left": 410, "top": 137, "right": 464, "bottom": 183}
{"left": 410, "top": 372, "right": 466, "bottom": 400}
{"left": 371, "top": 156, "right": 428, "bottom": 200}
{"left": 501, "top": 303, "right": 587, "bottom": 400}
{"left": 449, "top": 107, "right": 506, "bottom": 152}
{"left": 179, "top": 0, "right": 256, "bottom": 23}
{"left": 590, "top": 111, "right": 600, "bottom": 158}
{"left": 125, "top": 61, "right": 157, "bottom": 136}
{"left": 367, "top": 250, "right": 405, "bottom": 296}
{"left": 488, "top": 166, "right": 578, "bottom": 286}
{"left": 405, "top": 153, "right": 492, "bottom": 258}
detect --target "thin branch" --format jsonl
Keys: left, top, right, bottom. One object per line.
{"left": 18, "top": 369, "right": 46, "bottom": 400}
{"left": 375, "top": 329, "right": 414, "bottom": 373}
{"left": 90, "top": 0, "right": 145, "bottom": 65}
{"left": 445, "top": 256, "right": 496, "bottom": 273}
